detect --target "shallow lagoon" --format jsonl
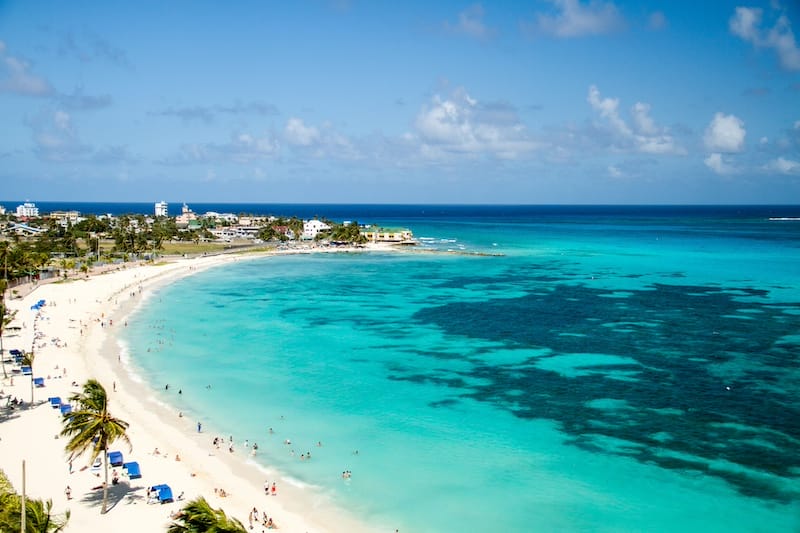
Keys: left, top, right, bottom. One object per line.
{"left": 125, "top": 208, "right": 800, "bottom": 532}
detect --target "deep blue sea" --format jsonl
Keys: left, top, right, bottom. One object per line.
{"left": 113, "top": 205, "right": 799, "bottom": 532}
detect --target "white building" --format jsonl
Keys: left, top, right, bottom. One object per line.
{"left": 155, "top": 201, "right": 168, "bottom": 217}
{"left": 302, "top": 219, "right": 331, "bottom": 240}
{"left": 16, "top": 202, "right": 39, "bottom": 218}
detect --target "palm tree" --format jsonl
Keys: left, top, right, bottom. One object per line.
{"left": 60, "top": 379, "right": 130, "bottom": 514}
{"left": 22, "top": 351, "right": 35, "bottom": 403}
{"left": 0, "top": 493, "right": 70, "bottom": 532}
{"left": 0, "top": 279, "right": 16, "bottom": 378}
{"left": 167, "top": 497, "right": 247, "bottom": 533}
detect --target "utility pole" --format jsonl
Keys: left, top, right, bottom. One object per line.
{"left": 21, "top": 460, "right": 26, "bottom": 533}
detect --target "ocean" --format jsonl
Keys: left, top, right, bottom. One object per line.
{"left": 117, "top": 205, "right": 799, "bottom": 532}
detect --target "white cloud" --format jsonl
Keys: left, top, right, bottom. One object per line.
{"left": 704, "top": 112, "right": 746, "bottom": 152}
{"left": 284, "top": 118, "right": 321, "bottom": 147}
{"left": 587, "top": 85, "right": 682, "bottom": 155}
{"left": 528, "top": 0, "right": 625, "bottom": 38}
{"left": 446, "top": 4, "right": 492, "bottom": 40}
{"left": 704, "top": 153, "right": 737, "bottom": 175}
{"left": 283, "top": 118, "right": 360, "bottom": 159}
{"left": 167, "top": 132, "right": 279, "bottom": 165}
{"left": 608, "top": 165, "right": 623, "bottom": 178}
{"left": 0, "top": 40, "right": 53, "bottom": 96}
{"left": 412, "top": 88, "right": 541, "bottom": 159}
{"left": 730, "top": 7, "right": 800, "bottom": 71}
{"left": 765, "top": 156, "right": 800, "bottom": 174}
{"left": 30, "top": 110, "right": 90, "bottom": 162}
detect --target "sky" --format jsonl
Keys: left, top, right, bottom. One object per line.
{"left": 0, "top": 0, "right": 799, "bottom": 205}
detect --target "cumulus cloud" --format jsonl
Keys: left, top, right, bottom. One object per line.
{"left": 411, "top": 88, "right": 541, "bottom": 159}
{"left": 29, "top": 110, "right": 90, "bottom": 162}
{"left": 729, "top": 6, "right": 800, "bottom": 71}
{"left": 765, "top": 156, "right": 800, "bottom": 174}
{"left": 166, "top": 132, "right": 280, "bottom": 165}
{"left": 586, "top": 85, "right": 682, "bottom": 154}
{"left": 282, "top": 118, "right": 360, "bottom": 159}
{"left": 524, "top": 0, "right": 625, "bottom": 38}
{"left": 284, "top": 118, "right": 321, "bottom": 146}
{"left": 0, "top": 40, "right": 53, "bottom": 96}
{"left": 704, "top": 112, "right": 746, "bottom": 152}
{"left": 445, "top": 4, "right": 493, "bottom": 40}
{"left": 704, "top": 153, "right": 737, "bottom": 175}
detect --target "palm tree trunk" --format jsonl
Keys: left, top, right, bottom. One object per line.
{"left": 101, "top": 447, "right": 109, "bottom": 514}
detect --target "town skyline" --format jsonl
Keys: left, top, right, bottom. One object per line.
{"left": 1, "top": 1, "right": 799, "bottom": 204}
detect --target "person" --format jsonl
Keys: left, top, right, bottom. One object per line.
{"left": 271, "top": 482, "right": 277, "bottom": 496}
{"left": 112, "top": 470, "right": 119, "bottom": 485}
{"left": 64, "top": 486, "right": 71, "bottom": 500}
{"left": 197, "top": 421, "right": 202, "bottom": 433}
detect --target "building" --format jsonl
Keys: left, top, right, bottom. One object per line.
{"left": 360, "top": 225, "right": 415, "bottom": 244}
{"left": 175, "top": 203, "right": 198, "bottom": 228}
{"left": 16, "top": 202, "right": 39, "bottom": 219}
{"left": 155, "top": 201, "right": 168, "bottom": 217}
{"left": 49, "top": 210, "right": 81, "bottom": 227}
{"left": 302, "top": 219, "right": 331, "bottom": 240}
{"left": 0, "top": 205, "right": 6, "bottom": 215}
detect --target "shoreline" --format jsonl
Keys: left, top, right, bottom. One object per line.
{"left": 0, "top": 249, "right": 388, "bottom": 532}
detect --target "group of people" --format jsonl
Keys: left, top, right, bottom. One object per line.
{"left": 248, "top": 506, "right": 277, "bottom": 529}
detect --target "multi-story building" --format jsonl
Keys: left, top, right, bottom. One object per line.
{"left": 16, "top": 202, "right": 39, "bottom": 219}
{"left": 155, "top": 201, "right": 169, "bottom": 217}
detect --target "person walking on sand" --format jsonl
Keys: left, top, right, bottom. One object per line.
{"left": 64, "top": 486, "right": 71, "bottom": 500}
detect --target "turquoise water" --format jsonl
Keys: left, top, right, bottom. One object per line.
{"left": 124, "top": 209, "right": 800, "bottom": 532}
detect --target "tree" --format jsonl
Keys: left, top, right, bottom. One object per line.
{"left": 22, "top": 351, "right": 35, "bottom": 403}
{"left": 60, "top": 379, "right": 130, "bottom": 514}
{"left": 167, "top": 497, "right": 247, "bottom": 533}
{"left": 0, "top": 493, "right": 70, "bottom": 533}
{"left": 0, "top": 279, "right": 16, "bottom": 378}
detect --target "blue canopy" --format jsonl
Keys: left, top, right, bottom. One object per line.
{"left": 150, "top": 484, "right": 174, "bottom": 503}
{"left": 108, "top": 451, "right": 124, "bottom": 466}
{"left": 21, "top": 366, "right": 32, "bottom": 375}
{"left": 158, "top": 485, "right": 173, "bottom": 503}
{"left": 123, "top": 461, "right": 141, "bottom": 479}
{"left": 9, "top": 349, "right": 22, "bottom": 356}
{"left": 49, "top": 397, "right": 62, "bottom": 407}
{"left": 33, "top": 377, "right": 44, "bottom": 387}
{"left": 60, "top": 404, "right": 72, "bottom": 415}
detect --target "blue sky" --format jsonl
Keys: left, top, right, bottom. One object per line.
{"left": 0, "top": 0, "right": 798, "bottom": 204}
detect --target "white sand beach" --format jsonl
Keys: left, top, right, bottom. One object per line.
{"left": 0, "top": 250, "right": 386, "bottom": 532}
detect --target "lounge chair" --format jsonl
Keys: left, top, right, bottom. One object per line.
{"left": 123, "top": 461, "right": 141, "bottom": 479}
{"left": 108, "top": 451, "right": 124, "bottom": 467}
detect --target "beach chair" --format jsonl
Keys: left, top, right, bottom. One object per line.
{"left": 33, "top": 377, "right": 45, "bottom": 387}
{"left": 123, "top": 461, "right": 141, "bottom": 479}
{"left": 158, "top": 484, "right": 174, "bottom": 504}
{"left": 108, "top": 451, "right": 124, "bottom": 467}
{"left": 49, "top": 397, "right": 62, "bottom": 408}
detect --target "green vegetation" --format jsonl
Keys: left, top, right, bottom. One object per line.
{"left": 0, "top": 469, "right": 70, "bottom": 532}
{"left": 167, "top": 497, "right": 248, "bottom": 533}
{"left": 60, "top": 379, "right": 130, "bottom": 515}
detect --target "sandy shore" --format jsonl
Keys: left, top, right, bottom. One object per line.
{"left": 0, "top": 250, "right": 388, "bottom": 532}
